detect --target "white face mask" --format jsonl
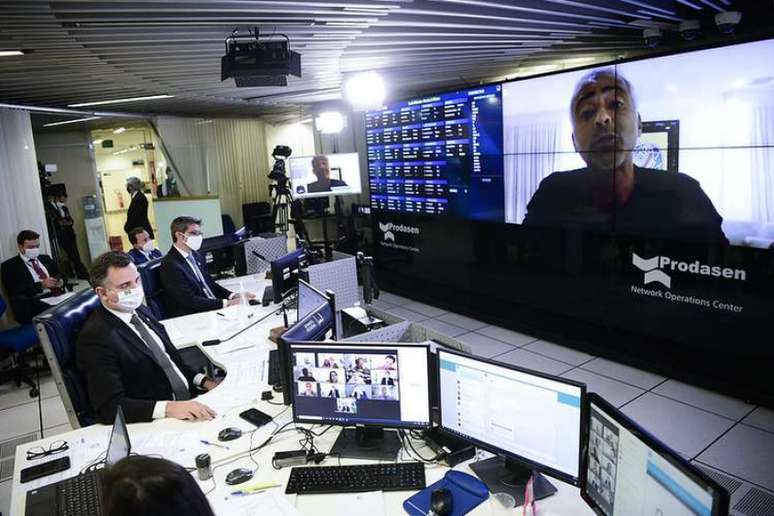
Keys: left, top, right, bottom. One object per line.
{"left": 141, "top": 240, "right": 154, "bottom": 253}
{"left": 112, "top": 284, "right": 145, "bottom": 313}
{"left": 185, "top": 234, "right": 203, "bottom": 251}
{"left": 24, "top": 248, "right": 40, "bottom": 260}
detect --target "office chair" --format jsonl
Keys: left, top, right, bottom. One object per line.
{"left": 138, "top": 257, "right": 166, "bottom": 320}
{"left": 0, "top": 296, "right": 40, "bottom": 398}
{"left": 221, "top": 213, "right": 237, "bottom": 235}
{"left": 34, "top": 289, "right": 100, "bottom": 428}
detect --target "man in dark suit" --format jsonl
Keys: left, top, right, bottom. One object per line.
{"left": 77, "top": 251, "right": 218, "bottom": 424}
{"left": 159, "top": 216, "right": 255, "bottom": 318}
{"left": 124, "top": 177, "right": 154, "bottom": 240}
{"left": 1, "top": 230, "right": 64, "bottom": 324}
{"left": 127, "top": 227, "right": 163, "bottom": 265}
{"left": 45, "top": 190, "right": 89, "bottom": 279}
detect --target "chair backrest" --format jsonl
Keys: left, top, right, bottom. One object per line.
{"left": 34, "top": 289, "right": 100, "bottom": 428}
{"left": 138, "top": 257, "right": 166, "bottom": 320}
{"left": 222, "top": 213, "right": 237, "bottom": 235}
{"left": 0, "top": 296, "right": 6, "bottom": 319}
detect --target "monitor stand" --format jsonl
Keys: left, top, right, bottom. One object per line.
{"left": 469, "top": 457, "right": 557, "bottom": 506}
{"left": 329, "top": 427, "right": 402, "bottom": 461}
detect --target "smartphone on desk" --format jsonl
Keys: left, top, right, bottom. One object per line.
{"left": 20, "top": 456, "right": 71, "bottom": 483}
{"left": 239, "top": 408, "right": 273, "bottom": 429}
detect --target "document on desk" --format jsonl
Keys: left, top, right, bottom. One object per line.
{"left": 334, "top": 491, "right": 385, "bottom": 516}
{"left": 161, "top": 320, "right": 186, "bottom": 343}
{"left": 212, "top": 490, "right": 299, "bottom": 516}
{"left": 132, "top": 431, "right": 204, "bottom": 468}
{"left": 40, "top": 291, "right": 76, "bottom": 306}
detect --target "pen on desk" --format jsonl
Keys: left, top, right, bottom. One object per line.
{"left": 231, "top": 489, "right": 266, "bottom": 497}
{"left": 230, "top": 482, "right": 281, "bottom": 495}
{"left": 200, "top": 439, "right": 229, "bottom": 450}
{"left": 216, "top": 312, "right": 226, "bottom": 318}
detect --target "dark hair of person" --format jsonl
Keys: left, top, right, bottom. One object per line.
{"left": 17, "top": 230, "right": 40, "bottom": 245}
{"left": 170, "top": 216, "right": 201, "bottom": 242}
{"left": 89, "top": 251, "right": 133, "bottom": 288}
{"left": 102, "top": 456, "right": 215, "bottom": 516}
{"left": 127, "top": 227, "right": 148, "bottom": 245}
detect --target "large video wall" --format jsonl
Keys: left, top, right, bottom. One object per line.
{"left": 367, "top": 37, "right": 774, "bottom": 404}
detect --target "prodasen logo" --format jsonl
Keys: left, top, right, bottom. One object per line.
{"left": 378, "top": 221, "right": 419, "bottom": 243}
{"left": 632, "top": 253, "right": 746, "bottom": 289}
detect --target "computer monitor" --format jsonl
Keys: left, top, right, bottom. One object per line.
{"left": 287, "top": 340, "right": 432, "bottom": 460}
{"left": 289, "top": 152, "right": 362, "bottom": 200}
{"left": 270, "top": 248, "right": 307, "bottom": 303}
{"left": 437, "top": 348, "right": 585, "bottom": 503}
{"left": 297, "top": 279, "right": 329, "bottom": 321}
{"left": 583, "top": 393, "right": 729, "bottom": 516}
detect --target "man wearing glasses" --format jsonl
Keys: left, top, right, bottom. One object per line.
{"left": 159, "top": 215, "right": 255, "bottom": 317}
{"left": 77, "top": 251, "right": 218, "bottom": 424}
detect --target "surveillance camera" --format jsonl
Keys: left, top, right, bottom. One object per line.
{"left": 715, "top": 11, "right": 742, "bottom": 34}
{"left": 679, "top": 20, "right": 701, "bottom": 41}
{"left": 643, "top": 28, "right": 662, "bottom": 48}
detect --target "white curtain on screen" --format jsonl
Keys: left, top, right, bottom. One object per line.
{"left": 503, "top": 115, "right": 561, "bottom": 224}
{"left": 751, "top": 102, "right": 774, "bottom": 223}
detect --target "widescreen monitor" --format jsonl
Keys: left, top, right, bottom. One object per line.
{"left": 288, "top": 340, "right": 431, "bottom": 459}
{"left": 297, "top": 278, "right": 328, "bottom": 321}
{"left": 289, "top": 152, "right": 362, "bottom": 199}
{"left": 583, "top": 393, "right": 729, "bottom": 516}
{"left": 437, "top": 348, "right": 585, "bottom": 502}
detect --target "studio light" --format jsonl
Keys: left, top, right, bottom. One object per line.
{"left": 344, "top": 71, "right": 386, "bottom": 109}
{"left": 315, "top": 111, "right": 345, "bottom": 134}
{"left": 0, "top": 50, "right": 24, "bottom": 57}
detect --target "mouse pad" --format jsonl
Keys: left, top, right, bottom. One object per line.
{"left": 403, "top": 470, "right": 489, "bottom": 516}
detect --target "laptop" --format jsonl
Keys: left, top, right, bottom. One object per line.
{"left": 25, "top": 406, "right": 131, "bottom": 516}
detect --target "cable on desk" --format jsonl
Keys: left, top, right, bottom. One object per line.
{"left": 398, "top": 430, "right": 446, "bottom": 464}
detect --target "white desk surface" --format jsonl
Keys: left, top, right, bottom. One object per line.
{"left": 11, "top": 276, "right": 594, "bottom": 516}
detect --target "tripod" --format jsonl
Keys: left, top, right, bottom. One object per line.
{"left": 270, "top": 183, "right": 293, "bottom": 233}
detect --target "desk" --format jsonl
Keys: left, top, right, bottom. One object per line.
{"left": 11, "top": 276, "right": 594, "bottom": 515}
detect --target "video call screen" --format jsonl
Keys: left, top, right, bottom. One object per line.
{"left": 289, "top": 152, "right": 362, "bottom": 199}
{"left": 289, "top": 343, "right": 431, "bottom": 428}
{"left": 367, "top": 37, "right": 774, "bottom": 248}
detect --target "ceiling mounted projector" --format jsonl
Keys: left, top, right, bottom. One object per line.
{"left": 221, "top": 28, "right": 301, "bottom": 87}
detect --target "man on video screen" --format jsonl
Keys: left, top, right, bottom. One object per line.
{"left": 522, "top": 69, "right": 727, "bottom": 244}
{"left": 307, "top": 155, "right": 348, "bottom": 193}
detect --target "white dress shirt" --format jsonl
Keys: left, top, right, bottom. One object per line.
{"left": 19, "top": 252, "right": 49, "bottom": 283}
{"left": 173, "top": 245, "right": 232, "bottom": 308}
{"left": 104, "top": 305, "right": 205, "bottom": 419}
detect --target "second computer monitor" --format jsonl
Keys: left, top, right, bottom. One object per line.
{"left": 437, "top": 348, "right": 585, "bottom": 500}
{"left": 297, "top": 279, "right": 328, "bottom": 321}
{"left": 270, "top": 248, "right": 306, "bottom": 303}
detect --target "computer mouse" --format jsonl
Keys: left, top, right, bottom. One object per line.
{"left": 430, "top": 487, "right": 453, "bottom": 516}
{"left": 225, "top": 467, "right": 254, "bottom": 485}
{"left": 217, "top": 427, "right": 243, "bottom": 442}
{"left": 248, "top": 299, "right": 260, "bottom": 306}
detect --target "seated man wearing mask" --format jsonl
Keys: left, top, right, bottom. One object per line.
{"left": 1, "top": 230, "right": 64, "bottom": 324}
{"left": 127, "top": 226, "right": 163, "bottom": 265}
{"left": 159, "top": 216, "right": 255, "bottom": 317}
{"left": 77, "top": 251, "right": 218, "bottom": 424}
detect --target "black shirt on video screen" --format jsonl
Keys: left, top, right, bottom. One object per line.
{"left": 523, "top": 166, "right": 728, "bottom": 244}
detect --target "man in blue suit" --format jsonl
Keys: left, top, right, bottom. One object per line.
{"left": 127, "top": 227, "right": 163, "bottom": 265}
{"left": 159, "top": 216, "right": 255, "bottom": 317}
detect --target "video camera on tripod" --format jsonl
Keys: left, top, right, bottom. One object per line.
{"left": 267, "top": 145, "right": 294, "bottom": 233}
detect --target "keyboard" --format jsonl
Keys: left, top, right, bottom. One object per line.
{"left": 57, "top": 471, "right": 103, "bottom": 516}
{"left": 285, "top": 462, "right": 426, "bottom": 494}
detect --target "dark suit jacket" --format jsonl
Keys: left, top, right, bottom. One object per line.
{"left": 45, "top": 202, "right": 78, "bottom": 241}
{"left": 159, "top": 246, "right": 232, "bottom": 318}
{"left": 1, "top": 254, "right": 61, "bottom": 324}
{"left": 124, "top": 192, "right": 154, "bottom": 239}
{"left": 128, "top": 247, "right": 163, "bottom": 265}
{"left": 76, "top": 304, "right": 198, "bottom": 424}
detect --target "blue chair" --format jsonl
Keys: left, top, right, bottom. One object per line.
{"left": 138, "top": 257, "right": 165, "bottom": 320}
{"left": 34, "top": 289, "right": 100, "bottom": 428}
{"left": 0, "top": 297, "right": 40, "bottom": 397}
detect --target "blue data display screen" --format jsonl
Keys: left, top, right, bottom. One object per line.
{"left": 365, "top": 85, "right": 504, "bottom": 221}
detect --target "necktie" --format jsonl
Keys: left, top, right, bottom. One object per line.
{"left": 30, "top": 259, "right": 61, "bottom": 296}
{"left": 185, "top": 254, "right": 215, "bottom": 299}
{"left": 129, "top": 314, "right": 191, "bottom": 401}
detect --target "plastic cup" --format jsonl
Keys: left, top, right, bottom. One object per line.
{"left": 489, "top": 492, "right": 516, "bottom": 514}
